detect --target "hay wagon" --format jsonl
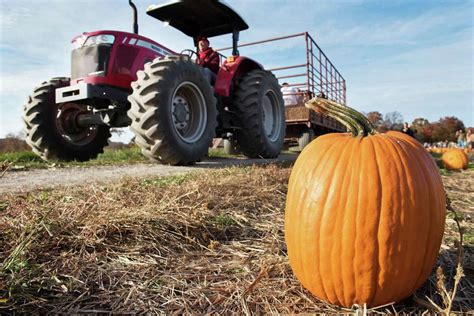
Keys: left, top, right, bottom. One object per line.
{"left": 218, "top": 32, "right": 346, "bottom": 151}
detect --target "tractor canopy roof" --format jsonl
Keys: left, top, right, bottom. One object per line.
{"left": 147, "top": 0, "right": 249, "bottom": 38}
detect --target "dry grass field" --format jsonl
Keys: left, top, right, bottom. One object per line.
{"left": 0, "top": 159, "right": 473, "bottom": 314}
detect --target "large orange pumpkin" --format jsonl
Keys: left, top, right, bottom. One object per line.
{"left": 442, "top": 148, "right": 469, "bottom": 170}
{"left": 285, "top": 98, "right": 446, "bottom": 308}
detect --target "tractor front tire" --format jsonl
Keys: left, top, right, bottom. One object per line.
{"left": 231, "top": 69, "right": 285, "bottom": 158}
{"left": 127, "top": 56, "right": 217, "bottom": 165}
{"left": 23, "top": 77, "right": 111, "bottom": 161}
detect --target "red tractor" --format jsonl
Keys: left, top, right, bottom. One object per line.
{"left": 23, "top": 0, "right": 285, "bottom": 165}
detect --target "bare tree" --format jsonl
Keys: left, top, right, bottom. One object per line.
{"left": 384, "top": 111, "right": 404, "bottom": 131}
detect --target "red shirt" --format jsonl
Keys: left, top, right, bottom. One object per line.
{"left": 197, "top": 47, "right": 220, "bottom": 74}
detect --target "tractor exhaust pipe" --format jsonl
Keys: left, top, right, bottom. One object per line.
{"left": 129, "top": 0, "right": 139, "bottom": 34}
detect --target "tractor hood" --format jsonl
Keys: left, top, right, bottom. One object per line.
{"left": 147, "top": 0, "right": 248, "bottom": 38}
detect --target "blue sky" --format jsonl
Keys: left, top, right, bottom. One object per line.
{"left": 0, "top": 0, "right": 473, "bottom": 141}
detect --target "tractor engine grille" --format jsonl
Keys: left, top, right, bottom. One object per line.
{"left": 71, "top": 44, "right": 112, "bottom": 80}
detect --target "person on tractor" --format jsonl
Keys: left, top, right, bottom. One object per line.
{"left": 196, "top": 36, "right": 219, "bottom": 83}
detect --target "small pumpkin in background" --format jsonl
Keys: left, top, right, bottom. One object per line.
{"left": 442, "top": 148, "right": 468, "bottom": 170}
{"left": 285, "top": 98, "right": 446, "bottom": 308}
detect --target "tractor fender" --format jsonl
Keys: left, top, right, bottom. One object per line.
{"left": 214, "top": 56, "right": 263, "bottom": 97}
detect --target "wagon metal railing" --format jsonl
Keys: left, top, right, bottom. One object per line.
{"left": 217, "top": 32, "right": 346, "bottom": 105}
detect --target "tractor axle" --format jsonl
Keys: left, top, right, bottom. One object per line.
{"left": 76, "top": 109, "right": 131, "bottom": 128}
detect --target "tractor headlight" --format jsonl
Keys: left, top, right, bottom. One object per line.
{"left": 83, "top": 34, "right": 115, "bottom": 47}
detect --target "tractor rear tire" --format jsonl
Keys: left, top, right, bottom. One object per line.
{"left": 22, "top": 77, "right": 111, "bottom": 161}
{"left": 231, "top": 69, "right": 285, "bottom": 158}
{"left": 127, "top": 56, "right": 217, "bottom": 165}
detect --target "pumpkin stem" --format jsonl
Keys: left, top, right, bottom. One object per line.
{"left": 305, "top": 97, "right": 377, "bottom": 137}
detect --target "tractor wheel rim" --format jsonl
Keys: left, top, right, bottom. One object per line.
{"left": 262, "top": 90, "right": 281, "bottom": 142}
{"left": 56, "top": 103, "right": 98, "bottom": 146}
{"left": 171, "top": 81, "right": 207, "bottom": 143}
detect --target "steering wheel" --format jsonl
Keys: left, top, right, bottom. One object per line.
{"left": 180, "top": 49, "right": 197, "bottom": 60}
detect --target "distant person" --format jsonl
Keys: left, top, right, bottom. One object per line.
{"left": 303, "top": 90, "right": 314, "bottom": 103}
{"left": 317, "top": 92, "right": 327, "bottom": 99}
{"left": 296, "top": 88, "right": 304, "bottom": 104}
{"left": 281, "top": 82, "right": 299, "bottom": 106}
{"left": 467, "top": 128, "right": 474, "bottom": 149}
{"left": 402, "top": 122, "right": 415, "bottom": 137}
{"left": 196, "top": 36, "right": 219, "bottom": 83}
{"left": 455, "top": 129, "right": 466, "bottom": 148}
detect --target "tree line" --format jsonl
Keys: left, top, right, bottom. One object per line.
{"left": 365, "top": 111, "right": 468, "bottom": 143}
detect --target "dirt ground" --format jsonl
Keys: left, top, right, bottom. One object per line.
{"left": 0, "top": 162, "right": 472, "bottom": 314}
{"left": 0, "top": 154, "right": 297, "bottom": 194}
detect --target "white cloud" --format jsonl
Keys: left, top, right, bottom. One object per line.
{"left": 349, "top": 37, "right": 473, "bottom": 98}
